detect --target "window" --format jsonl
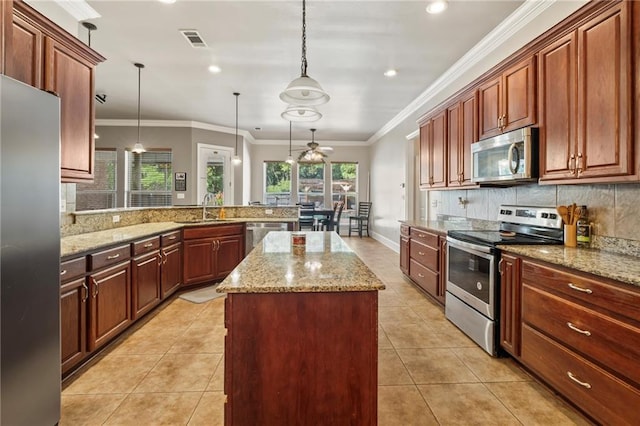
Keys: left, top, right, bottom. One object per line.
{"left": 331, "top": 162, "right": 358, "bottom": 214}
{"left": 76, "top": 149, "right": 117, "bottom": 211}
{"left": 125, "top": 150, "right": 172, "bottom": 207}
{"left": 264, "top": 161, "right": 291, "bottom": 206}
{"left": 298, "top": 162, "right": 325, "bottom": 207}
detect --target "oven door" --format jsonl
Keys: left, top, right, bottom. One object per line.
{"left": 446, "top": 237, "right": 497, "bottom": 319}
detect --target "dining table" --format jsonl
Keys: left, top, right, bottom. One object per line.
{"left": 299, "top": 209, "right": 335, "bottom": 231}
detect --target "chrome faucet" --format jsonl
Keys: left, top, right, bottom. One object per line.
{"left": 202, "top": 192, "right": 215, "bottom": 220}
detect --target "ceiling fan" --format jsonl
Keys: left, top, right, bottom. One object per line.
{"left": 295, "top": 129, "right": 334, "bottom": 162}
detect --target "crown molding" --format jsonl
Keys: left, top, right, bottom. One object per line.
{"left": 51, "top": 0, "right": 100, "bottom": 21}
{"left": 368, "top": 0, "right": 558, "bottom": 145}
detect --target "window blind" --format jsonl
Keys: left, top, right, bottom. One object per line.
{"left": 126, "top": 150, "right": 172, "bottom": 207}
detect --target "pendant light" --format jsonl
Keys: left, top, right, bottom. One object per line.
{"left": 231, "top": 92, "right": 241, "bottom": 165}
{"left": 132, "top": 63, "right": 146, "bottom": 154}
{"left": 281, "top": 104, "right": 322, "bottom": 122}
{"left": 286, "top": 121, "right": 295, "bottom": 164}
{"left": 280, "top": 0, "right": 329, "bottom": 109}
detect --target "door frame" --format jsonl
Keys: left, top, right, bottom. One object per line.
{"left": 197, "top": 143, "right": 235, "bottom": 205}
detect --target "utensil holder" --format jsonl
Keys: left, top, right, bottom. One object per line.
{"left": 564, "top": 224, "right": 577, "bottom": 247}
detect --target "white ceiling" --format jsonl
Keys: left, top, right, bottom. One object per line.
{"left": 81, "top": 1, "right": 524, "bottom": 143}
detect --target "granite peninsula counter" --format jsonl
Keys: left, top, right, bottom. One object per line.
{"left": 218, "top": 231, "right": 383, "bottom": 425}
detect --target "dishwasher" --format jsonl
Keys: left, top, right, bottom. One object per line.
{"left": 245, "top": 222, "right": 289, "bottom": 255}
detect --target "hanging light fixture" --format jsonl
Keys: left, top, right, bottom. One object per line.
{"left": 280, "top": 0, "right": 329, "bottom": 109}
{"left": 132, "top": 63, "right": 146, "bottom": 154}
{"left": 232, "top": 92, "right": 242, "bottom": 165}
{"left": 286, "top": 121, "right": 295, "bottom": 164}
{"left": 281, "top": 104, "right": 322, "bottom": 122}
{"left": 302, "top": 128, "right": 325, "bottom": 163}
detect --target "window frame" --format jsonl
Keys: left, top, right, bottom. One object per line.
{"left": 124, "top": 148, "right": 173, "bottom": 208}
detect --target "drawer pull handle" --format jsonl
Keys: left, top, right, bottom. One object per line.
{"left": 81, "top": 281, "right": 89, "bottom": 303}
{"left": 418, "top": 273, "right": 425, "bottom": 278}
{"left": 167, "top": 236, "right": 177, "bottom": 240}
{"left": 567, "top": 322, "right": 591, "bottom": 336}
{"left": 106, "top": 253, "right": 120, "bottom": 260}
{"left": 60, "top": 269, "right": 67, "bottom": 276}
{"left": 568, "top": 283, "right": 592, "bottom": 294}
{"left": 418, "top": 251, "right": 425, "bottom": 256}
{"left": 567, "top": 371, "right": 591, "bottom": 389}
{"left": 144, "top": 243, "right": 154, "bottom": 248}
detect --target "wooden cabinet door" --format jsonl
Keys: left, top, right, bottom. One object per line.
{"left": 161, "top": 242, "right": 182, "bottom": 298}
{"left": 0, "top": 0, "right": 11, "bottom": 74}
{"left": 447, "top": 102, "right": 462, "bottom": 186}
{"left": 478, "top": 75, "right": 502, "bottom": 139}
{"left": 43, "top": 36, "right": 96, "bottom": 182}
{"left": 419, "top": 122, "right": 431, "bottom": 187}
{"left": 183, "top": 238, "right": 216, "bottom": 286}
{"left": 400, "top": 236, "right": 410, "bottom": 275}
{"left": 460, "top": 92, "right": 478, "bottom": 186}
{"left": 7, "top": 11, "right": 42, "bottom": 87}
{"left": 499, "top": 253, "right": 521, "bottom": 357}
{"left": 88, "top": 261, "right": 132, "bottom": 351}
{"left": 502, "top": 57, "right": 536, "bottom": 133}
{"left": 215, "top": 235, "right": 243, "bottom": 279}
{"left": 576, "top": 2, "right": 632, "bottom": 179}
{"left": 538, "top": 31, "right": 577, "bottom": 181}
{"left": 430, "top": 110, "right": 447, "bottom": 188}
{"left": 60, "top": 277, "right": 87, "bottom": 375}
{"left": 132, "top": 250, "right": 161, "bottom": 320}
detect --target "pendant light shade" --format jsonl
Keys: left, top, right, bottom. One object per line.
{"left": 132, "top": 62, "right": 146, "bottom": 154}
{"left": 280, "top": 0, "right": 329, "bottom": 114}
{"left": 281, "top": 104, "right": 322, "bottom": 122}
{"left": 286, "top": 121, "right": 295, "bottom": 164}
{"left": 232, "top": 92, "right": 241, "bottom": 165}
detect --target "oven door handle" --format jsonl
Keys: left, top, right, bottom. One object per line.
{"left": 446, "top": 236, "right": 493, "bottom": 255}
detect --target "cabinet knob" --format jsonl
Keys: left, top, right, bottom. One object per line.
{"left": 144, "top": 243, "right": 154, "bottom": 248}
{"left": 60, "top": 269, "right": 67, "bottom": 276}
{"left": 576, "top": 153, "right": 584, "bottom": 177}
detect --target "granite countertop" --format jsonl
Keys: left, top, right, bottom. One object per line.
{"left": 217, "top": 231, "right": 386, "bottom": 294}
{"left": 401, "top": 219, "right": 499, "bottom": 234}
{"left": 499, "top": 245, "right": 640, "bottom": 287}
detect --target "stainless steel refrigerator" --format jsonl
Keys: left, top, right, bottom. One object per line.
{"left": 0, "top": 75, "right": 61, "bottom": 424}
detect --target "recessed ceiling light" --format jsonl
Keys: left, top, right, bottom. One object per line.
{"left": 158, "top": 0, "right": 177, "bottom": 4}
{"left": 426, "top": 0, "right": 448, "bottom": 14}
{"left": 384, "top": 69, "right": 398, "bottom": 77}
{"left": 208, "top": 65, "right": 221, "bottom": 74}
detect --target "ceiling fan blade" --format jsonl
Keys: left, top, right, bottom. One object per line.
{"left": 318, "top": 146, "right": 333, "bottom": 152}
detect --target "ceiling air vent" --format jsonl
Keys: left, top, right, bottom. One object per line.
{"left": 179, "top": 29, "right": 207, "bottom": 48}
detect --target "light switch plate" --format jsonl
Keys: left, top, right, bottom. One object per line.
{"left": 177, "top": 193, "right": 185, "bottom": 199}
{"left": 265, "top": 209, "right": 273, "bottom": 215}
{"left": 112, "top": 215, "right": 120, "bottom": 223}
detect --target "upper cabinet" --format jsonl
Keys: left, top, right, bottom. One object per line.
{"left": 419, "top": 109, "right": 447, "bottom": 189}
{"left": 539, "top": 2, "right": 634, "bottom": 183}
{"left": 478, "top": 56, "right": 537, "bottom": 140}
{"left": 5, "top": 1, "right": 105, "bottom": 183}
{"left": 0, "top": 0, "right": 12, "bottom": 74}
{"left": 447, "top": 90, "right": 478, "bottom": 187}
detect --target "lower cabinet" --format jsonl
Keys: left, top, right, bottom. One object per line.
{"left": 132, "top": 250, "right": 161, "bottom": 320}
{"left": 60, "top": 257, "right": 88, "bottom": 375}
{"left": 161, "top": 241, "right": 182, "bottom": 298}
{"left": 501, "top": 254, "right": 640, "bottom": 425}
{"left": 401, "top": 225, "right": 446, "bottom": 304}
{"left": 183, "top": 224, "right": 245, "bottom": 287}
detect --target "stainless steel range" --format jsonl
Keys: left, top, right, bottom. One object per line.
{"left": 445, "top": 205, "right": 564, "bottom": 356}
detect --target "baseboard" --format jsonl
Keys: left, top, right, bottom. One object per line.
{"left": 371, "top": 231, "right": 400, "bottom": 253}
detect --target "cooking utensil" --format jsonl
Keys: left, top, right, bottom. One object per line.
{"left": 557, "top": 206, "right": 569, "bottom": 224}
{"left": 570, "top": 203, "right": 577, "bottom": 224}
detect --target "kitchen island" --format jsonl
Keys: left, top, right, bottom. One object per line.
{"left": 217, "top": 231, "right": 385, "bottom": 425}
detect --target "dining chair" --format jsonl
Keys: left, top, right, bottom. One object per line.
{"left": 325, "top": 201, "right": 344, "bottom": 234}
{"left": 298, "top": 202, "right": 315, "bottom": 230}
{"left": 348, "top": 202, "right": 372, "bottom": 237}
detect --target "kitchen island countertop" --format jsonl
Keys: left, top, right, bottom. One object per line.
{"left": 499, "top": 244, "right": 640, "bottom": 287}
{"left": 217, "top": 231, "right": 385, "bottom": 293}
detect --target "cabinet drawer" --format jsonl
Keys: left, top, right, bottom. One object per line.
{"left": 90, "top": 245, "right": 131, "bottom": 271}
{"left": 410, "top": 240, "right": 438, "bottom": 271}
{"left": 522, "top": 324, "right": 640, "bottom": 426}
{"left": 400, "top": 224, "right": 410, "bottom": 237}
{"left": 522, "top": 260, "right": 640, "bottom": 322}
{"left": 161, "top": 231, "right": 181, "bottom": 246}
{"left": 183, "top": 224, "right": 244, "bottom": 240}
{"left": 60, "top": 257, "right": 87, "bottom": 282}
{"left": 409, "top": 228, "right": 438, "bottom": 248}
{"left": 132, "top": 236, "right": 161, "bottom": 256}
{"left": 522, "top": 284, "right": 640, "bottom": 386}
{"left": 409, "top": 259, "right": 438, "bottom": 296}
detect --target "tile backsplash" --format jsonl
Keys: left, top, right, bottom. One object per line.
{"left": 429, "top": 183, "right": 640, "bottom": 255}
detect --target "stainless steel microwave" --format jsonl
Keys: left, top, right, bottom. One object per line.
{"left": 471, "top": 127, "right": 538, "bottom": 185}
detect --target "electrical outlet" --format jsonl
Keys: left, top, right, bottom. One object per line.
{"left": 177, "top": 193, "right": 185, "bottom": 199}
{"left": 265, "top": 209, "right": 273, "bottom": 215}
{"left": 112, "top": 215, "right": 120, "bottom": 223}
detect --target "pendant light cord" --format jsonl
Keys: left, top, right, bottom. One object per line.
{"left": 234, "top": 92, "right": 240, "bottom": 154}
{"left": 289, "top": 121, "right": 292, "bottom": 155}
{"left": 137, "top": 66, "right": 141, "bottom": 144}
{"left": 300, "top": 0, "right": 307, "bottom": 77}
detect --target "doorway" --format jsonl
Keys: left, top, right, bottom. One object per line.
{"left": 197, "top": 144, "right": 234, "bottom": 205}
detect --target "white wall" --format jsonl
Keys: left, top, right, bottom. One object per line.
{"left": 368, "top": 1, "right": 588, "bottom": 251}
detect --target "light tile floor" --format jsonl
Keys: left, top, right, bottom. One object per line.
{"left": 61, "top": 236, "right": 591, "bottom": 425}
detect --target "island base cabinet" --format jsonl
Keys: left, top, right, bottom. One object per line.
{"left": 522, "top": 324, "right": 640, "bottom": 426}
{"left": 224, "top": 291, "right": 378, "bottom": 425}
